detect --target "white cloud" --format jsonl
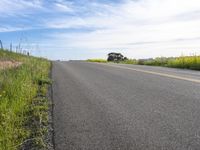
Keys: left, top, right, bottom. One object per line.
{"left": 43, "top": 0, "right": 200, "bottom": 59}
{"left": 0, "top": 0, "right": 43, "bottom": 17}
{"left": 45, "top": 17, "right": 88, "bottom": 29}
{"left": 54, "top": 1, "right": 74, "bottom": 12}
{"left": 54, "top": 3, "right": 73, "bottom": 12}
{"left": 0, "top": 26, "right": 30, "bottom": 32}
{"left": 1, "top": 0, "right": 200, "bottom": 59}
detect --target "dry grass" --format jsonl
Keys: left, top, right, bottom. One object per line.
{"left": 0, "top": 61, "right": 22, "bottom": 70}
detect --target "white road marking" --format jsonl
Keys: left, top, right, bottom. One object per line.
{"left": 96, "top": 63, "right": 200, "bottom": 84}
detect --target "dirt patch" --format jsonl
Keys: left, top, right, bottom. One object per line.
{"left": 0, "top": 61, "right": 22, "bottom": 70}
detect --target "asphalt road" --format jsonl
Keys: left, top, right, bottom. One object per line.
{"left": 52, "top": 61, "right": 200, "bottom": 150}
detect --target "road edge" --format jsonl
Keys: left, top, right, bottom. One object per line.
{"left": 47, "top": 61, "right": 55, "bottom": 150}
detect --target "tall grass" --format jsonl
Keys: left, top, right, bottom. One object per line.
{"left": 0, "top": 49, "right": 51, "bottom": 150}
{"left": 119, "top": 59, "right": 137, "bottom": 64}
{"left": 167, "top": 56, "right": 200, "bottom": 70}
{"left": 142, "top": 57, "right": 169, "bottom": 66}
{"left": 139, "top": 55, "right": 200, "bottom": 70}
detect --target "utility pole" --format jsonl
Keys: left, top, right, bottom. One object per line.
{"left": 0, "top": 40, "right": 3, "bottom": 49}
{"left": 16, "top": 46, "right": 18, "bottom": 53}
{"left": 19, "top": 43, "right": 21, "bottom": 53}
{"left": 10, "top": 43, "right": 12, "bottom": 51}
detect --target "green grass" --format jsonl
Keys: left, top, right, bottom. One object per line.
{"left": 167, "top": 56, "right": 200, "bottom": 70}
{"left": 138, "top": 55, "right": 200, "bottom": 70}
{"left": 87, "top": 55, "right": 200, "bottom": 71}
{"left": 86, "top": 59, "right": 137, "bottom": 64}
{"left": 141, "top": 57, "right": 169, "bottom": 66}
{"left": 0, "top": 49, "right": 51, "bottom": 150}
{"left": 87, "top": 59, "right": 107, "bottom": 63}
{"left": 118, "top": 59, "right": 138, "bottom": 64}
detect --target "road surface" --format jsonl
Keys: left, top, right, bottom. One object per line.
{"left": 52, "top": 61, "right": 200, "bottom": 150}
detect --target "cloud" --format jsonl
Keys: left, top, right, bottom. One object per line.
{"left": 1, "top": 0, "right": 200, "bottom": 59}
{"left": 53, "top": 1, "right": 74, "bottom": 12}
{"left": 43, "top": 0, "right": 200, "bottom": 32}
{"left": 0, "top": 26, "right": 30, "bottom": 32}
{"left": 54, "top": 3, "right": 73, "bottom": 12}
{"left": 43, "top": 0, "right": 200, "bottom": 57}
{"left": 0, "top": 0, "right": 44, "bottom": 17}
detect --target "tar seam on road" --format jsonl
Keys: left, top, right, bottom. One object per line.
{"left": 95, "top": 63, "right": 200, "bottom": 84}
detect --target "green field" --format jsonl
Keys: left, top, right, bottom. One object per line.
{"left": 0, "top": 49, "right": 51, "bottom": 150}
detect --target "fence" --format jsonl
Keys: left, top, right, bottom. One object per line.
{"left": 0, "top": 40, "right": 30, "bottom": 56}
{"left": 0, "top": 40, "right": 3, "bottom": 49}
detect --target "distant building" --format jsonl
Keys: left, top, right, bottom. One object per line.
{"left": 107, "top": 53, "right": 127, "bottom": 62}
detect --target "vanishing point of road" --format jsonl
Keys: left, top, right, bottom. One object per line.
{"left": 52, "top": 61, "right": 200, "bottom": 150}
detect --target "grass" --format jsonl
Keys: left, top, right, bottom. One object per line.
{"left": 167, "top": 56, "right": 200, "bottom": 70}
{"left": 87, "top": 59, "right": 137, "bottom": 64}
{"left": 140, "top": 57, "right": 169, "bottom": 66}
{"left": 139, "top": 55, "right": 200, "bottom": 70}
{"left": 87, "top": 59, "right": 107, "bottom": 63}
{"left": 87, "top": 55, "right": 200, "bottom": 71}
{"left": 118, "top": 59, "right": 138, "bottom": 64}
{"left": 0, "top": 49, "right": 51, "bottom": 150}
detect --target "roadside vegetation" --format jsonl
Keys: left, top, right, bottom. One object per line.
{"left": 0, "top": 49, "right": 52, "bottom": 150}
{"left": 139, "top": 55, "right": 200, "bottom": 70}
{"left": 88, "top": 54, "right": 200, "bottom": 71}
{"left": 87, "top": 59, "right": 107, "bottom": 63}
{"left": 118, "top": 59, "right": 137, "bottom": 64}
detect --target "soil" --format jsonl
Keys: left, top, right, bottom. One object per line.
{"left": 0, "top": 61, "right": 22, "bottom": 69}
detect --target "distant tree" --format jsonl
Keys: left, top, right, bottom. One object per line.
{"left": 107, "top": 52, "right": 127, "bottom": 62}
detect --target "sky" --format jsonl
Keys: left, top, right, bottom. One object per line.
{"left": 0, "top": 0, "right": 200, "bottom": 60}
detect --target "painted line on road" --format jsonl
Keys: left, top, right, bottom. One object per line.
{"left": 97, "top": 63, "right": 200, "bottom": 84}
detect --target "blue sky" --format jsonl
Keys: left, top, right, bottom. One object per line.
{"left": 0, "top": 0, "right": 200, "bottom": 60}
